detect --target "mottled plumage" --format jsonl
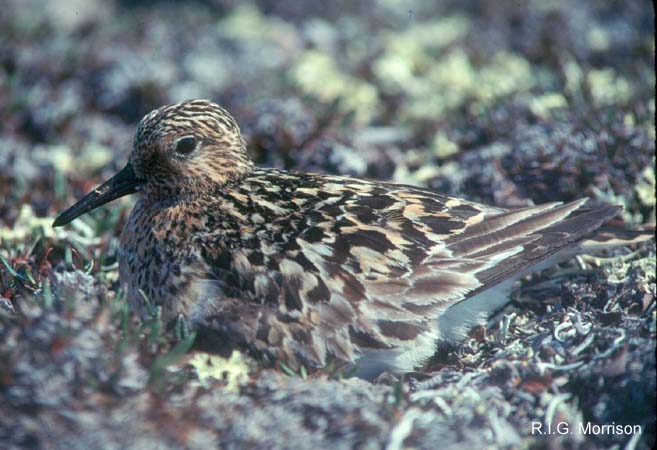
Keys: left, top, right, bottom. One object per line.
{"left": 54, "top": 100, "right": 649, "bottom": 378}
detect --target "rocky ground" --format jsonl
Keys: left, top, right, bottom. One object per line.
{"left": 0, "top": 1, "right": 655, "bottom": 449}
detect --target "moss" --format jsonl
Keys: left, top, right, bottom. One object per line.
{"left": 586, "top": 25, "right": 610, "bottom": 52}
{"left": 529, "top": 93, "right": 568, "bottom": 119}
{"left": 187, "top": 351, "right": 250, "bottom": 391}
{"left": 0, "top": 204, "right": 59, "bottom": 241}
{"left": 374, "top": 16, "right": 471, "bottom": 95}
{"left": 563, "top": 58, "right": 585, "bottom": 94}
{"left": 385, "top": 16, "right": 470, "bottom": 53}
{"left": 644, "top": 101, "right": 656, "bottom": 141}
{"left": 431, "top": 131, "right": 460, "bottom": 159}
{"left": 605, "top": 255, "right": 656, "bottom": 290}
{"left": 290, "top": 50, "right": 379, "bottom": 124}
{"left": 587, "top": 69, "right": 633, "bottom": 106}
{"left": 392, "top": 149, "right": 444, "bottom": 186}
{"left": 590, "top": 187, "right": 639, "bottom": 223}
{"left": 218, "top": 3, "right": 295, "bottom": 44}
{"left": 635, "top": 160, "right": 656, "bottom": 219}
{"left": 397, "top": 50, "right": 535, "bottom": 121}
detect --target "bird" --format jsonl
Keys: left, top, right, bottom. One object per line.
{"left": 53, "top": 99, "right": 651, "bottom": 378}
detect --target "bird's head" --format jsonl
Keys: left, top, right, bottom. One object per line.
{"left": 53, "top": 99, "right": 253, "bottom": 227}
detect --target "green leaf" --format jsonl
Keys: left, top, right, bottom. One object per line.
{"left": 149, "top": 332, "right": 197, "bottom": 384}
{"left": 0, "top": 255, "right": 25, "bottom": 282}
{"left": 42, "top": 278, "right": 53, "bottom": 308}
{"left": 278, "top": 361, "right": 298, "bottom": 377}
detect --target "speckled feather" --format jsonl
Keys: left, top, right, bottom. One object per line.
{"left": 56, "top": 100, "right": 644, "bottom": 377}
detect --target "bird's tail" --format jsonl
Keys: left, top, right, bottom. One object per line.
{"left": 437, "top": 201, "right": 653, "bottom": 342}
{"left": 576, "top": 221, "right": 655, "bottom": 253}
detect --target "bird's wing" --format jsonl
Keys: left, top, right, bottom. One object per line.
{"left": 284, "top": 185, "right": 619, "bottom": 352}
{"left": 197, "top": 174, "right": 620, "bottom": 370}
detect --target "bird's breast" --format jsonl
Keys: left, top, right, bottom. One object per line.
{"left": 118, "top": 200, "right": 208, "bottom": 323}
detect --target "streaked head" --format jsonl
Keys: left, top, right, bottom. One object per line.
{"left": 53, "top": 99, "right": 254, "bottom": 227}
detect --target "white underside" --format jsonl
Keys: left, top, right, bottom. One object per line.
{"left": 352, "top": 248, "right": 579, "bottom": 378}
{"left": 437, "top": 248, "right": 577, "bottom": 343}
{"left": 353, "top": 329, "right": 440, "bottom": 379}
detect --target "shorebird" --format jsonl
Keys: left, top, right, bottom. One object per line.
{"left": 53, "top": 99, "right": 650, "bottom": 378}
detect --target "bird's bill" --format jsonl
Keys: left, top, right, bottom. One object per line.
{"left": 52, "top": 163, "right": 143, "bottom": 227}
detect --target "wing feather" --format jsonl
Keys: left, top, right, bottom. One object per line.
{"left": 198, "top": 171, "right": 623, "bottom": 372}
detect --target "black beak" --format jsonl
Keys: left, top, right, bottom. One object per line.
{"left": 53, "top": 163, "right": 143, "bottom": 227}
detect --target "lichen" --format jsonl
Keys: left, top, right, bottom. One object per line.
{"left": 635, "top": 160, "right": 656, "bottom": 220}
{"left": 587, "top": 68, "right": 633, "bottom": 106}
{"left": 290, "top": 50, "right": 379, "bottom": 124}
{"left": 0, "top": 204, "right": 61, "bottom": 241}
{"left": 187, "top": 351, "right": 250, "bottom": 391}
{"left": 431, "top": 131, "right": 460, "bottom": 159}
{"left": 529, "top": 93, "right": 568, "bottom": 119}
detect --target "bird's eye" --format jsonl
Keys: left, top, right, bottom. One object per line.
{"left": 175, "top": 136, "right": 197, "bottom": 155}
